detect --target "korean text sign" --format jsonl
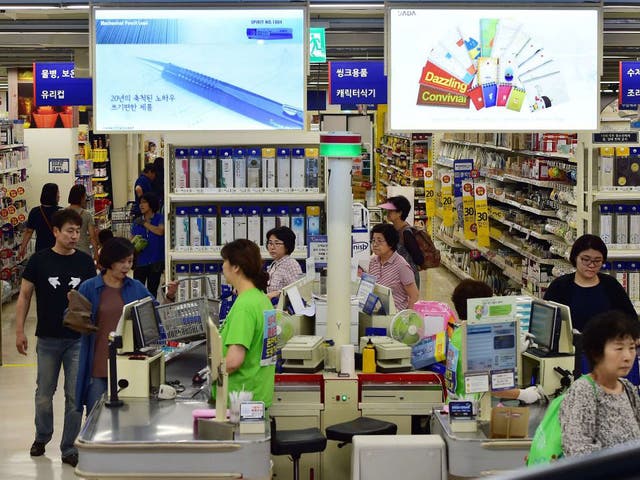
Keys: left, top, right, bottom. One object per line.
{"left": 329, "top": 61, "right": 387, "bottom": 105}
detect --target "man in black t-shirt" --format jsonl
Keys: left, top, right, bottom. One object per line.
{"left": 15, "top": 209, "right": 96, "bottom": 468}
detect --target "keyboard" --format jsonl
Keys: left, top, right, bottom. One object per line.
{"left": 527, "top": 347, "right": 551, "bottom": 358}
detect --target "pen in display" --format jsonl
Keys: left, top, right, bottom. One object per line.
{"left": 139, "top": 58, "right": 303, "bottom": 129}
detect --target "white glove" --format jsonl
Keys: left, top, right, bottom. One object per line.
{"left": 521, "top": 332, "right": 537, "bottom": 351}
{"left": 517, "top": 386, "right": 542, "bottom": 404}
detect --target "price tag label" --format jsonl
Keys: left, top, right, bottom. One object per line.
{"left": 462, "top": 180, "right": 476, "bottom": 240}
{"left": 475, "top": 184, "right": 490, "bottom": 247}
{"left": 423, "top": 167, "right": 436, "bottom": 218}
{"left": 441, "top": 173, "right": 454, "bottom": 227}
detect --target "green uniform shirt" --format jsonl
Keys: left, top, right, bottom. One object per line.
{"left": 214, "top": 288, "right": 276, "bottom": 407}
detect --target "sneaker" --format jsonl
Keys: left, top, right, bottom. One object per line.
{"left": 61, "top": 453, "right": 78, "bottom": 467}
{"left": 30, "top": 441, "right": 45, "bottom": 457}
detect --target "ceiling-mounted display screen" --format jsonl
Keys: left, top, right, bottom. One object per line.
{"left": 389, "top": 9, "right": 599, "bottom": 131}
{"left": 94, "top": 9, "right": 305, "bottom": 131}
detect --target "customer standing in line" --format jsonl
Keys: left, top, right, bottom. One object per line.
{"left": 151, "top": 156, "right": 165, "bottom": 212}
{"left": 367, "top": 223, "right": 419, "bottom": 311}
{"left": 67, "top": 184, "right": 99, "bottom": 261}
{"left": 213, "top": 239, "right": 276, "bottom": 407}
{"left": 265, "top": 226, "right": 303, "bottom": 300}
{"left": 377, "top": 195, "right": 424, "bottom": 287}
{"left": 14, "top": 209, "right": 97, "bottom": 467}
{"left": 18, "top": 183, "right": 61, "bottom": 258}
{"left": 132, "top": 163, "right": 156, "bottom": 217}
{"left": 130, "top": 192, "right": 165, "bottom": 298}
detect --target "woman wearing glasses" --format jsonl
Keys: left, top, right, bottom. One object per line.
{"left": 545, "top": 234, "right": 638, "bottom": 378}
{"left": 265, "top": 226, "right": 303, "bottom": 300}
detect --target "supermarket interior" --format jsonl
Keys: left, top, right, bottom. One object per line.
{"left": 3, "top": 1, "right": 640, "bottom": 480}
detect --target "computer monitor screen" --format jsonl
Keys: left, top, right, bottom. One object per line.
{"left": 132, "top": 297, "right": 161, "bottom": 350}
{"left": 528, "top": 300, "right": 560, "bottom": 353}
{"left": 465, "top": 320, "right": 518, "bottom": 373}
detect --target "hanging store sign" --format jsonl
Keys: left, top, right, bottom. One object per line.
{"left": 441, "top": 172, "right": 454, "bottom": 227}
{"left": 462, "top": 180, "right": 476, "bottom": 240}
{"left": 424, "top": 167, "right": 436, "bottom": 218}
{"left": 329, "top": 61, "right": 387, "bottom": 105}
{"left": 475, "top": 184, "right": 490, "bottom": 247}
{"left": 619, "top": 61, "right": 640, "bottom": 106}
{"left": 310, "top": 28, "right": 327, "bottom": 63}
{"left": 33, "top": 62, "right": 92, "bottom": 106}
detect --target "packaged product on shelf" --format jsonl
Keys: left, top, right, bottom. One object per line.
{"left": 189, "top": 206, "right": 204, "bottom": 247}
{"left": 219, "top": 148, "right": 234, "bottom": 188}
{"left": 220, "top": 206, "right": 234, "bottom": 244}
{"left": 630, "top": 205, "right": 640, "bottom": 244}
{"left": 246, "top": 206, "right": 262, "bottom": 245}
{"left": 190, "top": 263, "right": 204, "bottom": 298}
{"left": 629, "top": 262, "right": 640, "bottom": 302}
{"left": 175, "top": 206, "right": 190, "bottom": 248}
{"left": 233, "top": 148, "right": 247, "bottom": 188}
{"left": 599, "top": 147, "right": 614, "bottom": 188}
{"left": 615, "top": 205, "right": 629, "bottom": 244}
{"left": 247, "top": 148, "right": 262, "bottom": 188}
{"left": 599, "top": 204, "right": 613, "bottom": 244}
{"left": 233, "top": 206, "right": 248, "bottom": 240}
{"left": 290, "top": 205, "right": 305, "bottom": 246}
{"left": 614, "top": 262, "right": 629, "bottom": 294}
{"left": 262, "top": 205, "right": 277, "bottom": 235}
{"left": 202, "top": 148, "right": 217, "bottom": 189}
{"left": 175, "top": 263, "right": 190, "bottom": 301}
{"left": 306, "top": 206, "right": 321, "bottom": 236}
{"left": 203, "top": 206, "right": 217, "bottom": 246}
{"left": 291, "top": 148, "right": 305, "bottom": 189}
{"left": 615, "top": 147, "right": 640, "bottom": 187}
{"left": 276, "top": 205, "right": 290, "bottom": 228}
{"left": 205, "top": 263, "right": 220, "bottom": 299}
{"left": 277, "top": 148, "right": 291, "bottom": 188}
{"left": 262, "top": 147, "right": 276, "bottom": 188}
{"left": 175, "top": 148, "right": 189, "bottom": 190}
{"left": 189, "top": 148, "right": 203, "bottom": 189}
{"left": 305, "top": 148, "right": 319, "bottom": 189}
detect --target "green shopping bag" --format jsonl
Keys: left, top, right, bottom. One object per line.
{"left": 526, "top": 375, "right": 596, "bottom": 467}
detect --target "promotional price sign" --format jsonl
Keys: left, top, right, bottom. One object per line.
{"left": 441, "top": 173, "right": 454, "bottom": 227}
{"left": 454, "top": 159, "right": 474, "bottom": 226}
{"left": 424, "top": 167, "right": 436, "bottom": 218}
{"left": 474, "top": 184, "right": 490, "bottom": 247}
{"left": 462, "top": 180, "right": 476, "bottom": 240}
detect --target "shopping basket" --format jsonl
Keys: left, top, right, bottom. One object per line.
{"left": 156, "top": 296, "right": 220, "bottom": 343}
{"left": 111, "top": 201, "right": 137, "bottom": 238}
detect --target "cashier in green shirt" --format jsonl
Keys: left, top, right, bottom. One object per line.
{"left": 447, "top": 279, "right": 543, "bottom": 404}
{"left": 213, "top": 239, "right": 276, "bottom": 407}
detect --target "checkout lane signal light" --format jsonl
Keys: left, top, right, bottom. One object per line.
{"left": 389, "top": 310, "right": 425, "bottom": 346}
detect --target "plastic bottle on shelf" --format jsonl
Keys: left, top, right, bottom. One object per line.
{"left": 362, "top": 338, "right": 376, "bottom": 373}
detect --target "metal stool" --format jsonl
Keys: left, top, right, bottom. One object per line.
{"left": 270, "top": 417, "right": 327, "bottom": 480}
{"left": 325, "top": 416, "right": 397, "bottom": 448}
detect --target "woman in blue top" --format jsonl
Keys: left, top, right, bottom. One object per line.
{"left": 74, "top": 237, "right": 176, "bottom": 414}
{"left": 131, "top": 192, "right": 165, "bottom": 298}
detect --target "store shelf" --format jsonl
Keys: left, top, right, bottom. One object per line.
{"left": 502, "top": 173, "right": 570, "bottom": 189}
{"left": 440, "top": 255, "right": 472, "bottom": 281}
{"left": 0, "top": 143, "right": 25, "bottom": 151}
{"left": 435, "top": 156, "right": 454, "bottom": 169}
{"left": 440, "top": 139, "right": 575, "bottom": 160}
{"left": 435, "top": 231, "right": 465, "bottom": 249}
{"left": 490, "top": 214, "right": 556, "bottom": 242}
{"left": 169, "top": 191, "right": 325, "bottom": 203}
{"left": 94, "top": 193, "right": 109, "bottom": 198}
{"left": 604, "top": 246, "right": 640, "bottom": 259}
{"left": 170, "top": 247, "right": 308, "bottom": 261}
{"left": 489, "top": 232, "right": 559, "bottom": 265}
{"left": 0, "top": 164, "right": 29, "bottom": 175}
{"left": 487, "top": 193, "right": 558, "bottom": 218}
{"left": 593, "top": 190, "right": 640, "bottom": 201}
{"left": 92, "top": 176, "right": 109, "bottom": 181}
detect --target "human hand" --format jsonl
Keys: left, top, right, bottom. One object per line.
{"left": 16, "top": 332, "right": 28, "bottom": 355}
{"left": 517, "top": 385, "right": 543, "bottom": 404}
{"left": 521, "top": 332, "right": 537, "bottom": 351}
{"left": 133, "top": 217, "right": 146, "bottom": 226}
{"left": 165, "top": 281, "right": 178, "bottom": 301}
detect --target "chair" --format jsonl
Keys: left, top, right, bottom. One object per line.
{"left": 270, "top": 417, "right": 327, "bottom": 480}
{"left": 325, "top": 416, "right": 397, "bottom": 448}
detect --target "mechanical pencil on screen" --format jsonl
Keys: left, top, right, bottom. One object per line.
{"left": 139, "top": 58, "right": 303, "bottom": 129}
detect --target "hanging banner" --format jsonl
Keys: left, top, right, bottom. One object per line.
{"left": 454, "top": 159, "right": 474, "bottom": 226}
{"left": 33, "top": 62, "right": 92, "bottom": 106}
{"left": 424, "top": 167, "right": 436, "bottom": 218}
{"left": 329, "top": 61, "right": 388, "bottom": 105}
{"left": 441, "top": 172, "right": 454, "bottom": 227}
{"left": 462, "top": 180, "right": 476, "bottom": 240}
{"left": 619, "top": 61, "right": 640, "bottom": 106}
{"left": 475, "top": 183, "right": 490, "bottom": 247}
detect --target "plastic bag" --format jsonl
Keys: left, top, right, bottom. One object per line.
{"left": 131, "top": 234, "right": 148, "bottom": 253}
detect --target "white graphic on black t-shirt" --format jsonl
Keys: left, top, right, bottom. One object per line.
{"left": 68, "top": 277, "right": 81, "bottom": 289}
{"left": 48, "top": 277, "right": 61, "bottom": 288}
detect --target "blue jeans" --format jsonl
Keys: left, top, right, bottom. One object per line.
{"left": 86, "top": 377, "right": 108, "bottom": 415}
{"left": 35, "top": 337, "right": 82, "bottom": 456}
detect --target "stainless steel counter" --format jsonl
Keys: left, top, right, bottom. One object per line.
{"left": 75, "top": 397, "right": 270, "bottom": 479}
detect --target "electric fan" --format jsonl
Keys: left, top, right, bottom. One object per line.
{"left": 389, "top": 310, "right": 425, "bottom": 346}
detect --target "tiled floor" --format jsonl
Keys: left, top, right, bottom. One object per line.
{"left": 0, "top": 266, "right": 461, "bottom": 479}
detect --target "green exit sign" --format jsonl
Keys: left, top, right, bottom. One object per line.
{"left": 310, "top": 27, "right": 326, "bottom": 63}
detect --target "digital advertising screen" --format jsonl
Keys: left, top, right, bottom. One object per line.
{"left": 93, "top": 9, "right": 305, "bottom": 132}
{"left": 389, "top": 9, "right": 599, "bottom": 131}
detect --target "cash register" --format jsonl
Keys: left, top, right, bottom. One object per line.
{"left": 359, "top": 336, "right": 412, "bottom": 372}
{"left": 281, "top": 335, "right": 325, "bottom": 372}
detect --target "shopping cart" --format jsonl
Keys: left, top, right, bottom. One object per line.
{"left": 156, "top": 296, "right": 220, "bottom": 343}
{"left": 111, "top": 201, "right": 136, "bottom": 238}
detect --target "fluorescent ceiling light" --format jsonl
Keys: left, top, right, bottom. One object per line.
{"left": 311, "top": 3, "right": 383, "bottom": 9}
{"left": 0, "top": 6, "right": 57, "bottom": 9}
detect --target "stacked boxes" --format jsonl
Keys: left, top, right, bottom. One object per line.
{"left": 599, "top": 204, "right": 640, "bottom": 246}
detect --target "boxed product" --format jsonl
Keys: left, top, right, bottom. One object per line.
{"left": 615, "top": 154, "right": 640, "bottom": 187}
{"left": 306, "top": 206, "right": 321, "bottom": 236}
{"left": 190, "top": 263, "right": 205, "bottom": 298}
{"left": 291, "top": 148, "right": 305, "bottom": 189}
{"left": 262, "top": 205, "right": 277, "bottom": 235}
{"left": 233, "top": 148, "right": 247, "bottom": 188}
{"left": 305, "top": 148, "right": 319, "bottom": 189}
{"left": 599, "top": 148, "right": 614, "bottom": 188}
{"left": 189, "top": 148, "right": 203, "bottom": 189}
{"left": 629, "top": 261, "right": 640, "bottom": 302}
{"left": 277, "top": 148, "right": 291, "bottom": 188}
{"left": 599, "top": 204, "right": 613, "bottom": 244}
{"left": 247, "top": 148, "right": 262, "bottom": 188}
{"left": 233, "top": 206, "right": 248, "bottom": 240}
{"left": 189, "top": 206, "right": 204, "bottom": 247}
{"left": 246, "top": 206, "right": 262, "bottom": 245}
{"left": 630, "top": 205, "right": 640, "bottom": 244}
{"left": 614, "top": 262, "right": 629, "bottom": 294}
{"left": 290, "top": 205, "right": 305, "bottom": 246}
{"left": 615, "top": 204, "right": 629, "bottom": 244}
{"left": 276, "top": 205, "right": 290, "bottom": 228}
{"left": 175, "top": 263, "right": 190, "bottom": 301}
{"left": 205, "top": 263, "right": 220, "bottom": 299}
{"left": 219, "top": 148, "right": 234, "bottom": 188}
{"left": 174, "top": 148, "right": 189, "bottom": 190}
{"left": 262, "top": 147, "right": 276, "bottom": 188}
{"left": 202, "top": 148, "right": 217, "bottom": 189}
{"left": 174, "top": 206, "right": 190, "bottom": 248}
{"left": 202, "top": 206, "right": 217, "bottom": 246}
{"left": 219, "top": 206, "right": 234, "bottom": 244}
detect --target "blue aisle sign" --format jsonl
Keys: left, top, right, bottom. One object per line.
{"left": 329, "top": 61, "right": 387, "bottom": 105}
{"left": 619, "top": 61, "right": 640, "bottom": 106}
{"left": 34, "top": 62, "right": 93, "bottom": 106}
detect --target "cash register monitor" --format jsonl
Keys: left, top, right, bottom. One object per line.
{"left": 528, "top": 300, "right": 561, "bottom": 355}
{"left": 277, "top": 275, "right": 314, "bottom": 313}
{"left": 132, "top": 297, "right": 161, "bottom": 351}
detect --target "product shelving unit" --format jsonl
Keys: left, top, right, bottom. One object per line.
{"left": 432, "top": 131, "right": 582, "bottom": 298}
